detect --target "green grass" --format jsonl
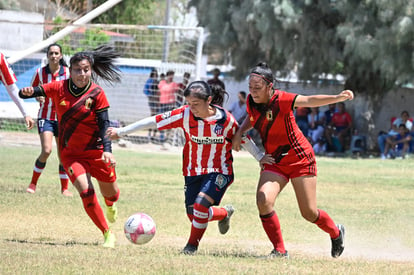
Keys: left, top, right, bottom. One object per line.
{"left": 1, "top": 143, "right": 414, "bottom": 274}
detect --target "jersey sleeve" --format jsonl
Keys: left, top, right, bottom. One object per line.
{"left": 31, "top": 68, "right": 41, "bottom": 87}
{"left": 155, "top": 106, "right": 185, "bottom": 130}
{"left": 278, "top": 90, "right": 298, "bottom": 113}
{"left": 94, "top": 87, "right": 110, "bottom": 112}
{"left": 0, "top": 53, "right": 17, "bottom": 86}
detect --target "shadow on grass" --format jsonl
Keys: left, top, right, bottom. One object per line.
{"left": 4, "top": 238, "right": 99, "bottom": 247}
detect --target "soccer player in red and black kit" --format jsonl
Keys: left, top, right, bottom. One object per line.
{"left": 233, "top": 62, "right": 354, "bottom": 259}
{"left": 107, "top": 81, "right": 268, "bottom": 254}
{"left": 26, "top": 43, "right": 72, "bottom": 196}
{"left": 19, "top": 45, "right": 121, "bottom": 248}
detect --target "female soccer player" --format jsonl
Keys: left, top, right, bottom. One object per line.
{"left": 26, "top": 43, "right": 72, "bottom": 196}
{"left": 232, "top": 62, "right": 353, "bottom": 258}
{"left": 19, "top": 45, "right": 121, "bottom": 248}
{"left": 107, "top": 81, "right": 268, "bottom": 254}
{"left": 0, "top": 51, "right": 34, "bottom": 129}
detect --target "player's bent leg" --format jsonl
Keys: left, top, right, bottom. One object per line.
{"left": 217, "top": 205, "right": 234, "bottom": 234}
{"left": 99, "top": 181, "right": 120, "bottom": 223}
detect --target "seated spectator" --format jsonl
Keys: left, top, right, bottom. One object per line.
{"left": 307, "top": 107, "right": 325, "bottom": 145}
{"left": 325, "top": 102, "right": 353, "bottom": 152}
{"left": 228, "top": 91, "right": 247, "bottom": 125}
{"left": 295, "top": 106, "right": 310, "bottom": 137}
{"left": 383, "top": 124, "right": 412, "bottom": 159}
{"left": 378, "top": 110, "right": 413, "bottom": 159}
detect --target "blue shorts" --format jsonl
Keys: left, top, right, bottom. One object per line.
{"left": 184, "top": 173, "right": 234, "bottom": 207}
{"left": 37, "top": 119, "right": 58, "bottom": 136}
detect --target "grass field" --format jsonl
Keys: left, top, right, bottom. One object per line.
{"left": 1, "top": 138, "right": 414, "bottom": 274}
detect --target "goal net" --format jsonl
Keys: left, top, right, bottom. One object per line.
{"left": 0, "top": 22, "right": 204, "bottom": 147}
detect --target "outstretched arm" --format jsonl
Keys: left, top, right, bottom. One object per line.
{"left": 7, "top": 84, "right": 35, "bottom": 129}
{"left": 232, "top": 116, "right": 253, "bottom": 151}
{"left": 106, "top": 116, "right": 157, "bottom": 140}
{"left": 294, "top": 90, "right": 354, "bottom": 108}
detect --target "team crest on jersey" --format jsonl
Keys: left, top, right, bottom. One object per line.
{"left": 266, "top": 110, "right": 273, "bottom": 121}
{"left": 215, "top": 174, "right": 227, "bottom": 189}
{"left": 214, "top": 124, "right": 223, "bottom": 135}
{"left": 162, "top": 111, "right": 172, "bottom": 119}
{"left": 85, "top": 98, "right": 94, "bottom": 109}
{"left": 59, "top": 100, "right": 66, "bottom": 106}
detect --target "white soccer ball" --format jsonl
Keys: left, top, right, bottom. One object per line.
{"left": 124, "top": 212, "right": 156, "bottom": 245}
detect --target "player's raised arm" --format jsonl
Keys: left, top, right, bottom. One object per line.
{"left": 106, "top": 116, "right": 157, "bottom": 140}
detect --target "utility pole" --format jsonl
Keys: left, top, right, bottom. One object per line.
{"left": 162, "top": 0, "right": 171, "bottom": 62}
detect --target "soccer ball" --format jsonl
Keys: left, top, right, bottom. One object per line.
{"left": 124, "top": 212, "right": 156, "bottom": 245}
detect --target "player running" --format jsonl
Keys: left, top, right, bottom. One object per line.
{"left": 107, "top": 80, "right": 269, "bottom": 254}
{"left": 19, "top": 45, "right": 121, "bottom": 248}
{"left": 0, "top": 52, "right": 34, "bottom": 129}
{"left": 26, "top": 43, "right": 72, "bottom": 196}
{"left": 232, "top": 62, "right": 353, "bottom": 259}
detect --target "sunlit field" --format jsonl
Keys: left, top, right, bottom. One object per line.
{"left": 1, "top": 135, "right": 414, "bottom": 274}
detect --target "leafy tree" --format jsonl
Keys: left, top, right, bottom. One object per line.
{"left": 91, "top": 0, "right": 165, "bottom": 25}
{"left": 188, "top": 0, "right": 414, "bottom": 99}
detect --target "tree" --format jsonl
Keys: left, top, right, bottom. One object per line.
{"left": 189, "top": 0, "right": 414, "bottom": 138}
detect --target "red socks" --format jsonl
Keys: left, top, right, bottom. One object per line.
{"left": 208, "top": 206, "right": 227, "bottom": 221}
{"left": 187, "top": 202, "right": 209, "bottom": 247}
{"left": 313, "top": 209, "right": 340, "bottom": 239}
{"left": 260, "top": 211, "right": 286, "bottom": 254}
{"left": 80, "top": 189, "right": 108, "bottom": 234}
{"left": 59, "top": 164, "right": 69, "bottom": 191}
{"left": 30, "top": 159, "right": 45, "bottom": 185}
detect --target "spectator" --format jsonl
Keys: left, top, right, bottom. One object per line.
{"left": 228, "top": 91, "right": 247, "bottom": 125}
{"left": 295, "top": 107, "right": 310, "bottom": 137}
{"left": 378, "top": 110, "right": 413, "bottom": 159}
{"left": 143, "top": 69, "right": 159, "bottom": 141}
{"left": 307, "top": 107, "right": 325, "bottom": 145}
{"left": 324, "top": 103, "right": 337, "bottom": 126}
{"left": 158, "top": 70, "right": 179, "bottom": 142}
{"left": 383, "top": 124, "right": 412, "bottom": 159}
{"left": 0, "top": 52, "right": 34, "bottom": 129}
{"left": 207, "top": 68, "right": 225, "bottom": 90}
{"left": 177, "top": 72, "right": 191, "bottom": 107}
{"left": 325, "top": 102, "right": 353, "bottom": 152}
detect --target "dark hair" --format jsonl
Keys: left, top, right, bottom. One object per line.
{"left": 47, "top": 43, "right": 68, "bottom": 67}
{"left": 184, "top": 81, "right": 228, "bottom": 107}
{"left": 69, "top": 45, "right": 121, "bottom": 83}
{"left": 239, "top": 91, "right": 246, "bottom": 99}
{"left": 249, "top": 62, "right": 275, "bottom": 86}
{"left": 166, "top": 70, "right": 175, "bottom": 76}
{"left": 150, "top": 69, "right": 158, "bottom": 78}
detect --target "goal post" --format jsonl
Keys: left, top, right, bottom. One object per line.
{"left": 0, "top": 22, "right": 205, "bottom": 147}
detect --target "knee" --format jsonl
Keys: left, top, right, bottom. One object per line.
{"left": 256, "top": 190, "right": 272, "bottom": 209}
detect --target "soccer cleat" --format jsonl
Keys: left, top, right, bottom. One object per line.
{"left": 331, "top": 224, "right": 345, "bottom": 258}
{"left": 218, "top": 205, "right": 234, "bottom": 234}
{"left": 102, "top": 230, "right": 116, "bottom": 248}
{"left": 268, "top": 249, "right": 289, "bottom": 259}
{"left": 106, "top": 203, "right": 118, "bottom": 223}
{"left": 182, "top": 244, "right": 198, "bottom": 255}
{"left": 61, "top": 189, "right": 73, "bottom": 197}
{"left": 26, "top": 183, "right": 36, "bottom": 194}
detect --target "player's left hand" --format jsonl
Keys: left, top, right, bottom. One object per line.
{"left": 25, "top": 116, "right": 35, "bottom": 130}
{"left": 102, "top": 152, "right": 116, "bottom": 168}
{"left": 259, "top": 154, "right": 275, "bottom": 169}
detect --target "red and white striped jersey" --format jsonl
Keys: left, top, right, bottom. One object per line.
{"left": 31, "top": 65, "right": 70, "bottom": 120}
{"left": 0, "top": 53, "right": 17, "bottom": 86}
{"left": 155, "top": 105, "right": 238, "bottom": 177}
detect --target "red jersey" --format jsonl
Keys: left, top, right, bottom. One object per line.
{"left": 331, "top": 112, "right": 352, "bottom": 128}
{"left": 31, "top": 65, "right": 70, "bottom": 120}
{"left": 40, "top": 79, "right": 110, "bottom": 154}
{"left": 0, "top": 53, "right": 17, "bottom": 86}
{"left": 246, "top": 90, "right": 315, "bottom": 166}
{"left": 155, "top": 105, "right": 237, "bottom": 177}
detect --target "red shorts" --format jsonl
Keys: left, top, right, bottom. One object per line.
{"left": 262, "top": 158, "right": 317, "bottom": 181}
{"left": 61, "top": 149, "right": 116, "bottom": 183}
